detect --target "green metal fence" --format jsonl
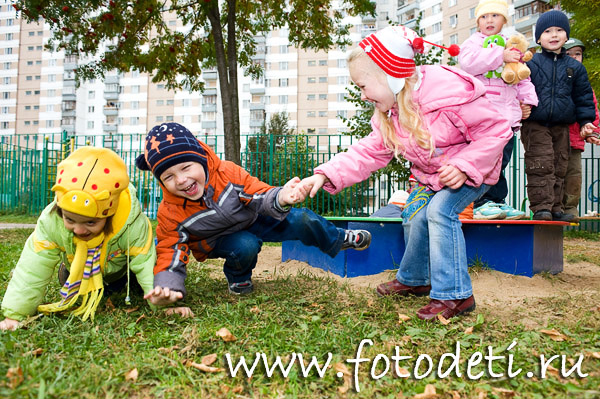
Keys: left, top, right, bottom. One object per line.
{"left": 1, "top": 132, "right": 599, "bottom": 229}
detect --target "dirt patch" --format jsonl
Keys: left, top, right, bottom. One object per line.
{"left": 253, "top": 242, "right": 600, "bottom": 325}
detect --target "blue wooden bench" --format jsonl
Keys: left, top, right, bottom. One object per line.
{"left": 282, "top": 217, "right": 570, "bottom": 278}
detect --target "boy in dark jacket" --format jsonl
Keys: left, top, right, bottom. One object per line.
{"left": 135, "top": 123, "right": 371, "bottom": 309}
{"left": 522, "top": 10, "right": 596, "bottom": 221}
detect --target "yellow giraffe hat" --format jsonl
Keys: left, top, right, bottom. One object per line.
{"left": 52, "top": 147, "right": 129, "bottom": 218}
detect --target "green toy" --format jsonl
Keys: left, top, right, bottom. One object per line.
{"left": 483, "top": 34, "right": 505, "bottom": 79}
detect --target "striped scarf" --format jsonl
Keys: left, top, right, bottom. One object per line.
{"left": 38, "top": 233, "right": 105, "bottom": 321}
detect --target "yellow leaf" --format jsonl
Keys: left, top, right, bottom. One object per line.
{"left": 7, "top": 367, "right": 23, "bottom": 389}
{"left": 334, "top": 362, "right": 351, "bottom": 376}
{"left": 493, "top": 387, "right": 515, "bottom": 398}
{"left": 437, "top": 314, "right": 451, "bottom": 325}
{"left": 590, "top": 352, "right": 600, "bottom": 359}
{"left": 394, "top": 367, "right": 410, "bottom": 378}
{"left": 398, "top": 313, "right": 411, "bottom": 323}
{"left": 334, "top": 362, "right": 352, "bottom": 394}
{"left": 540, "top": 329, "right": 568, "bottom": 342}
{"left": 464, "top": 326, "right": 474, "bottom": 335}
{"left": 477, "top": 391, "right": 488, "bottom": 399}
{"left": 24, "top": 348, "right": 43, "bottom": 357}
{"left": 186, "top": 360, "right": 224, "bottom": 373}
{"left": 202, "top": 353, "right": 218, "bottom": 366}
{"left": 125, "top": 368, "right": 138, "bottom": 381}
{"left": 232, "top": 386, "right": 243, "bottom": 393}
{"left": 215, "top": 327, "right": 237, "bottom": 342}
{"left": 249, "top": 306, "right": 260, "bottom": 314}
{"left": 413, "top": 384, "right": 438, "bottom": 399}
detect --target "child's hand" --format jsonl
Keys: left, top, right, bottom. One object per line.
{"left": 298, "top": 174, "right": 329, "bottom": 198}
{"left": 585, "top": 134, "right": 600, "bottom": 145}
{"left": 437, "top": 164, "right": 467, "bottom": 189}
{"left": 278, "top": 177, "right": 305, "bottom": 206}
{"left": 0, "top": 317, "right": 19, "bottom": 331}
{"left": 520, "top": 103, "right": 532, "bottom": 119}
{"left": 503, "top": 48, "right": 521, "bottom": 63}
{"left": 580, "top": 123, "right": 597, "bottom": 138}
{"left": 164, "top": 306, "right": 195, "bottom": 318}
{"left": 144, "top": 286, "right": 183, "bottom": 306}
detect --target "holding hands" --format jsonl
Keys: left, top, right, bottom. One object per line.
{"left": 520, "top": 102, "right": 532, "bottom": 120}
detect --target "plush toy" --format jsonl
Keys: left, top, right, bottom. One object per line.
{"left": 482, "top": 34, "right": 506, "bottom": 79}
{"left": 501, "top": 33, "right": 533, "bottom": 85}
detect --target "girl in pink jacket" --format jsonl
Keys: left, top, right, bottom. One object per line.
{"left": 458, "top": 0, "right": 538, "bottom": 220}
{"left": 296, "top": 25, "right": 512, "bottom": 321}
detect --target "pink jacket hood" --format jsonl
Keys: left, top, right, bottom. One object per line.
{"left": 315, "top": 65, "right": 512, "bottom": 193}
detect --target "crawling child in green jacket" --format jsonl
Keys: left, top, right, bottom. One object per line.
{"left": 0, "top": 147, "right": 160, "bottom": 330}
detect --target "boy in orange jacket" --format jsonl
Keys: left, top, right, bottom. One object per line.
{"left": 136, "top": 123, "right": 371, "bottom": 309}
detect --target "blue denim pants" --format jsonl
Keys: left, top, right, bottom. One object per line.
{"left": 396, "top": 184, "right": 490, "bottom": 300}
{"left": 208, "top": 208, "right": 345, "bottom": 284}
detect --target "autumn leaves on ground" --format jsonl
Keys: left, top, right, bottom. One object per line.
{"left": 0, "top": 228, "right": 599, "bottom": 398}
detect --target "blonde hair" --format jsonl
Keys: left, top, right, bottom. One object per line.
{"left": 348, "top": 48, "right": 433, "bottom": 159}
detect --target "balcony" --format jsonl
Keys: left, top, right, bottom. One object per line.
{"left": 250, "top": 86, "right": 265, "bottom": 95}
{"left": 62, "top": 123, "right": 75, "bottom": 134}
{"left": 514, "top": 15, "right": 538, "bottom": 31}
{"left": 103, "top": 91, "right": 119, "bottom": 100}
{"left": 202, "top": 121, "right": 217, "bottom": 129}
{"left": 250, "top": 103, "right": 265, "bottom": 111}
{"left": 105, "top": 75, "right": 120, "bottom": 85}
{"left": 203, "top": 71, "right": 217, "bottom": 80}
{"left": 103, "top": 105, "right": 118, "bottom": 116}
{"left": 249, "top": 119, "right": 264, "bottom": 128}
{"left": 398, "top": 0, "right": 419, "bottom": 14}
{"left": 202, "top": 103, "right": 217, "bottom": 112}
{"left": 103, "top": 123, "right": 117, "bottom": 133}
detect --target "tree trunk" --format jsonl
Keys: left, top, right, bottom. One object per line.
{"left": 207, "top": 1, "right": 241, "bottom": 165}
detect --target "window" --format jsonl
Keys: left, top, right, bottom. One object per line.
{"left": 319, "top": 94, "right": 327, "bottom": 100}
{"left": 450, "top": 34, "right": 458, "bottom": 45}
{"left": 156, "top": 116, "right": 163, "bottom": 122}
{"left": 307, "top": 128, "right": 315, "bottom": 134}
{"left": 34, "top": 105, "right": 39, "bottom": 110}
{"left": 130, "top": 117, "right": 139, "bottom": 124}
{"left": 25, "top": 106, "right": 31, "bottom": 110}
{"left": 169, "top": 20, "right": 176, "bottom": 26}
{"left": 337, "top": 76, "right": 348, "bottom": 85}
{"left": 449, "top": 14, "right": 457, "bottom": 27}
{"left": 432, "top": 3, "right": 442, "bottom": 14}
{"left": 337, "top": 59, "right": 346, "bottom": 68}
{"left": 1, "top": 106, "right": 9, "bottom": 114}
{"left": 279, "top": 95, "right": 288, "bottom": 104}
{"left": 33, "top": 120, "right": 39, "bottom": 125}
{"left": 131, "top": 85, "right": 140, "bottom": 94}
{"left": 157, "top": 84, "right": 165, "bottom": 90}
{"left": 5, "top": 48, "right": 12, "bottom": 55}
{"left": 88, "top": 91, "right": 95, "bottom": 99}
{"left": 469, "top": 7, "right": 476, "bottom": 19}
{"left": 182, "top": 99, "right": 191, "bottom": 107}
{"left": 2, "top": 122, "right": 10, "bottom": 129}
{"left": 38, "top": 31, "right": 43, "bottom": 36}
{"left": 449, "top": 0, "right": 457, "bottom": 6}
{"left": 86, "top": 106, "right": 93, "bottom": 113}
{"left": 4, "top": 62, "right": 10, "bottom": 69}
{"left": 46, "top": 120, "right": 54, "bottom": 128}
{"left": 87, "top": 121, "right": 94, "bottom": 129}
{"left": 307, "top": 111, "right": 316, "bottom": 118}
{"left": 131, "top": 101, "right": 139, "bottom": 110}
{"left": 319, "top": 77, "right": 327, "bottom": 83}
{"left": 6, "top": 19, "right": 13, "bottom": 26}
{"left": 25, "top": 121, "right": 31, "bottom": 126}
{"left": 279, "top": 61, "right": 288, "bottom": 70}
{"left": 28, "top": 32, "right": 35, "bottom": 37}
{"left": 166, "top": 115, "right": 174, "bottom": 121}
{"left": 319, "top": 60, "right": 328, "bottom": 66}
{"left": 48, "top": 74, "right": 56, "bottom": 82}
{"left": 243, "top": 100, "right": 250, "bottom": 108}
{"left": 25, "top": 91, "right": 32, "bottom": 96}
{"left": 28, "top": 46, "right": 34, "bottom": 51}
{"left": 337, "top": 110, "right": 348, "bottom": 118}
{"left": 279, "top": 78, "right": 288, "bottom": 87}
{"left": 166, "top": 99, "right": 174, "bottom": 105}
{"left": 470, "top": 27, "right": 477, "bottom": 35}
{"left": 432, "top": 22, "right": 442, "bottom": 33}
{"left": 308, "top": 60, "right": 316, "bottom": 66}
{"left": 36, "top": 46, "right": 42, "bottom": 51}
{"left": 35, "top": 75, "right": 41, "bottom": 80}
{"left": 26, "top": 76, "right": 33, "bottom": 81}
{"left": 47, "top": 105, "right": 55, "bottom": 112}
{"left": 3, "top": 77, "right": 9, "bottom": 85}
{"left": 157, "top": 100, "right": 164, "bottom": 106}
{"left": 318, "top": 111, "right": 327, "bottom": 117}
{"left": 307, "top": 94, "right": 315, "bottom": 101}
{"left": 280, "top": 45, "right": 288, "bottom": 54}
{"left": 48, "top": 89, "right": 55, "bottom": 96}
{"left": 5, "top": 33, "right": 12, "bottom": 40}
{"left": 319, "top": 128, "right": 328, "bottom": 134}
{"left": 307, "top": 77, "right": 316, "bottom": 84}
{"left": 48, "top": 59, "right": 56, "bottom": 66}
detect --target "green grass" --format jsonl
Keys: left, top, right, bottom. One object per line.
{"left": 0, "top": 214, "right": 38, "bottom": 224}
{"left": 0, "top": 229, "right": 599, "bottom": 398}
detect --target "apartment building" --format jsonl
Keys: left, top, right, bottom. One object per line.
{"left": 0, "top": 0, "right": 554, "bottom": 153}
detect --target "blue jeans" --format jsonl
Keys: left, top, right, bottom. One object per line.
{"left": 208, "top": 208, "right": 345, "bottom": 283}
{"left": 396, "top": 184, "right": 490, "bottom": 300}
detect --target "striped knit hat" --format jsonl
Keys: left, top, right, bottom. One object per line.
{"left": 135, "top": 123, "right": 208, "bottom": 180}
{"left": 359, "top": 26, "right": 460, "bottom": 94}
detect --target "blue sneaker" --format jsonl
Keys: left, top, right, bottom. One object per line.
{"left": 496, "top": 203, "right": 527, "bottom": 220}
{"left": 229, "top": 280, "right": 254, "bottom": 295}
{"left": 473, "top": 201, "right": 507, "bottom": 220}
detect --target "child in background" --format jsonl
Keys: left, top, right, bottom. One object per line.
{"left": 0, "top": 147, "right": 157, "bottom": 331}
{"left": 135, "top": 123, "right": 371, "bottom": 308}
{"left": 297, "top": 26, "right": 511, "bottom": 321}
{"left": 523, "top": 10, "right": 596, "bottom": 221}
{"left": 458, "top": 0, "right": 538, "bottom": 220}
{"left": 562, "top": 38, "right": 600, "bottom": 221}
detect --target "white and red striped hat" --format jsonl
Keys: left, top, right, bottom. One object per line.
{"left": 359, "top": 26, "right": 459, "bottom": 94}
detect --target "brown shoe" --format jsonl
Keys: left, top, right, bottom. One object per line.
{"left": 376, "top": 279, "right": 431, "bottom": 297}
{"left": 416, "top": 296, "right": 476, "bottom": 321}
